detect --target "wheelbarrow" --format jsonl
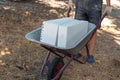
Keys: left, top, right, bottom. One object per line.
{"left": 25, "top": 6, "right": 107, "bottom": 80}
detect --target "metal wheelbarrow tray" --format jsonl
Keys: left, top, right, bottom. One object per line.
{"left": 25, "top": 23, "right": 95, "bottom": 53}
{"left": 25, "top": 13, "right": 107, "bottom": 80}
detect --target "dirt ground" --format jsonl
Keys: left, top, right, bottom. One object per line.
{"left": 0, "top": 0, "right": 120, "bottom": 80}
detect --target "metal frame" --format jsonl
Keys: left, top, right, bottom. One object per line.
{"left": 39, "top": 12, "right": 107, "bottom": 80}
{"left": 40, "top": 44, "right": 89, "bottom": 80}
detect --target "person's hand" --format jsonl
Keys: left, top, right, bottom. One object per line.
{"left": 68, "top": 0, "right": 75, "bottom": 10}
{"left": 103, "top": 6, "right": 112, "bottom": 15}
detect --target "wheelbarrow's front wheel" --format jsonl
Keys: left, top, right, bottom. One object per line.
{"left": 47, "top": 57, "right": 64, "bottom": 80}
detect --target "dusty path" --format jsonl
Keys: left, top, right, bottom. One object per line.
{"left": 0, "top": 0, "right": 120, "bottom": 80}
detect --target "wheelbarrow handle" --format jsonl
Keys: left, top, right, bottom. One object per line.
{"left": 101, "top": 13, "right": 108, "bottom": 22}
{"left": 66, "top": 7, "right": 71, "bottom": 17}
{"left": 96, "top": 12, "right": 107, "bottom": 29}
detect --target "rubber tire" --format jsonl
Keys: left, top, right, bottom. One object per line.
{"left": 47, "top": 57, "right": 64, "bottom": 80}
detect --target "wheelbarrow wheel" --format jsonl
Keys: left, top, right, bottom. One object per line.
{"left": 47, "top": 57, "right": 64, "bottom": 80}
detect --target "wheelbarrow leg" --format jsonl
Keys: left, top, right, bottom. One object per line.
{"left": 40, "top": 51, "right": 51, "bottom": 79}
{"left": 52, "top": 56, "right": 73, "bottom": 80}
{"left": 85, "top": 44, "right": 89, "bottom": 57}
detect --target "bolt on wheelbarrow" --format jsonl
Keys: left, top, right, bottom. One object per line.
{"left": 25, "top": 6, "right": 107, "bottom": 80}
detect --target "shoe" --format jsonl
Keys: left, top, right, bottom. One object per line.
{"left": 74, "top": 53, "right": 82, "bottom": 59}
{"left": 88, "top": 55, "right": 95, "bottom": 63}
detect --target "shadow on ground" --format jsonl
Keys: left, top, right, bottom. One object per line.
{"left": 0, "top": 0, "right": 120, "bottom": 80}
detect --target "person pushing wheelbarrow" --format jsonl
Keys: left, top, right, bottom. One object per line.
{"left": 68, "top": 0, "right": 112, "bottom": 63}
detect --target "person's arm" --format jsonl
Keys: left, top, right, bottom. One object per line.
{"left": 103, "top": 0, "right": 112, "bottom": 15}
{"left": 68, "top": 0, "right": 75, "bottom": 10}
{"left": 106, "top": 0, "right": 111, "bottom": 6}
{"left": 69, "top": 0, "right": 73, "bottom": 3}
